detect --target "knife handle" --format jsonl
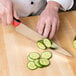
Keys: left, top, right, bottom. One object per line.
{"left": 13, "top": 17, "right": 21, "bottom": 27}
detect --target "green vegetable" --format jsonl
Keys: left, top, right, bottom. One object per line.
{"left": 41, "top": 51, "right": 52, "bottom": 59}
{"left": 27, "top": 56, "right": 34, "bottom": 61}
{"left": 39, "top": 58, "right": 50, "bottom": 67}
{"left": 37, "top": 40, "right": 46, "bottom": 50}
{"left": 73, "top": 36, "right": 76, "bottom": 48}
{"left": 29, "top": 52, "right": 40, "bottom": 60}
{"left": 43, "top": 38, "right": 52, "bottom": 48}
{"left": 27, "top": 62, "right": 37, "bottom": 70}
{"left": 34, "top": 59, "right": 43, "bottom": 68}
{"left": 27, "top": 51, "right": 53, "bottom": 70}
{"left": 50, "top": 42, "right": 58, "bottom": 49}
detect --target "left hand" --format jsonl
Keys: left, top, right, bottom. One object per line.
{"left": 36, "top": 1, "right": 60, "bottom": 39}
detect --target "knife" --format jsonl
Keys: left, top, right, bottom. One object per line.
{"left": 13, "top": 17, "right": 72, "bottom": 57}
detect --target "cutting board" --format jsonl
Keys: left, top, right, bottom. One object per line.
{"left": 0, "top": 11, "right": 76, "bottom": 76}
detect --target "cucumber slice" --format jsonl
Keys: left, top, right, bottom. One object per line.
{"left": 34, "top": 59, "right": 43, "bottom": 68}
{"left": 43, "top": 38, "right": 52, "bottom": 48}
{"left": 41, "top": 51, "right": 52, "bottom": 59}
{"left": 37, "top": 40, "right": 46, "bottom": 50}
{"left": 74, "top": 36, "right": 76, "bottom": 40}
{"left": 50, "top": 42, "right": 58, "bottom": 49}
{"left": 73, "top": 40, "right": 76, "bottom": 48}
{"left": 29, "top": 52, "right": 40, "bottom": 60}
{"left": 27, "top": 62, "right": 37, "bottom": 70}
{"left": 27, "top": 56, "right": 34, "bottom": 61}
{"left": 39, "top": 58, "right": 50, "bottom": 66}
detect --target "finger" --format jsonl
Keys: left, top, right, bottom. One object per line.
{"left": 36, "top": 20, "right": 45, "bottom": 35}
{"left": 36, "top": 16, "right": 41, "bottom": 32}
{"left": 0, "top": 17, "right": 2, "bottom": 23}
{"left": 56, "top": 20, "right": 60, "bottom": 31}
{"left": 0, "top": 7, "right": 7, "bottom": 25}
{"left": 43, "top": 22, "right": 52, "bottom": 38}
{"left": 49, "top": 19, "right": 57, "bottom": 39}
{"left": 6, "top": 5, "right": 13, "bottom": 24}
{"left": 13, "top": 7, "right": 19, "bottom": 19}
{"left": 1, "top": 13, "right": 7, "bottom": 25}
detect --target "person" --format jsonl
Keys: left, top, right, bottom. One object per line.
{"left": 0, "top": 0, "right": 74, "bottom": 39}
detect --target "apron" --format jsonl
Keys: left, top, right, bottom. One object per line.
{"left": 11, "top": 0, "right": 47, "bottom": 17}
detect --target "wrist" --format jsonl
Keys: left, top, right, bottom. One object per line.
{"left": 46, "top": 1, "right": 60, "bottom": 12}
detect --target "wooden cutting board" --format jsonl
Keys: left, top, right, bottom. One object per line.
{"left": 0, "top": 11, "right": 76, "bottom": 76}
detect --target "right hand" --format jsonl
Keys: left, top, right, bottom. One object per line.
{"left": 0, "top": 0, "right": 19, "bottom": 25}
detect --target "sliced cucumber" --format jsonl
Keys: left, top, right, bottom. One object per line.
{"left": 27, "top": 62, "right": 37, "bottom": 70}
{"left": 27, "top": 51, "right": 53, "bottom": 70}
{"left": 50, "top": 42, "right": 58, "bottom": 49}
{"left": 37, "top": 40, "right": 46, "bottom": 50}
{"left": 27, "top": 56, "right": 34, "bottom": 61}
{"left": 41, "top": 51, "right": 52, "bottom": 59}
{"left": 39, "top": 58, "right": 50, "bottom": 66}
{"left": 43, "top": 38, "right": 52, "bottom": 48}
{"left": 73, "top": 40, "right": 76, "bottom": 48}
{"left": 34, "top": 59, "right": 43, "bottom": 68}
{"left": 74, "top": 36, "right": 76, "bottom": 40}
{"left": 29, "top": 52, "right": 40, "bottom": 60}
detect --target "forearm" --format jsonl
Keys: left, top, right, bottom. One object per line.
{"left": 46, "top": 1, "right": 60, "bottom": 12}
{"left": 47, "top": 0, "right": 74, "bottom": 11}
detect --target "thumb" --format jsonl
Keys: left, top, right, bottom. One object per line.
{"left": 13, "top": 7, "right": 19, "bottom": 19}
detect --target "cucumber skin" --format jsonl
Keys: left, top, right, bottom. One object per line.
{"left": 74, "top": 36, "right": 76, "bottom": 40}
{"left": 73, "top": 36, "right": 76, "bottom": 48}
{"left": 27, "top": 56, "right": 34, "bottom": 62}
{"left": 37, "top": 40, "right": 47, "bottom": 50}
{"left": 41, "top": 51, "right": 52, "bottom": 59}
{"left": 39, "top": 59, "right": 50, "bottom": 67}
{"left": 27, "top": 62, "right": 38, "bottom": 70}
{"left": 50, "top": 46, "right": 57, "bottom": 50}
{"left": 34, "top": 59, "right": 43, "bottom": 68}
{"left": 50, "top": 42, "right": 58, "bottom": 49}
{"left": 73, "top": 40, "right": 76, "bottom": 48}
{"left": 29, "top": 52, "right": 40, "bottom": 60}
{"left": 43, "top": 38, "right": 52, "bottom": 48}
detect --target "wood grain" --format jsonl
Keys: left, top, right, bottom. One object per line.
{"left": 0, "top": 11, "right": 76, "bottom": 76}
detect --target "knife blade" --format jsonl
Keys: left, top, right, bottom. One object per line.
{"left": 13, "top": 17, "right": 72, "bottom": 57}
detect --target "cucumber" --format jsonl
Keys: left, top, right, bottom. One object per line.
{"left": 50, "top": 42, "right": 58, "bottom": 49}
{"left": 39, "top": 58, "right": 50, "bottom": 67}
{"left": 27, "top": 56, "right": 34, "bottom": 61}
{"left": 27, "top": 51, "right": 53, "bottom": 70}
{"left": 73, "top": 39, "right": 76, "bottom": 48}
{"left": 27, "top": 62, "right": 37, "bottom": 70}
{"left": 29, "top": 52, "right": 40, "bottom": 60}
{"left": 41, "top": 51, "right": 52, "bottom": 59}
{"left": 43, "top": 38, "right": 52, "bottom": 48}
{"left": 37, "top": 40, "right": 46, "bottom": 50}
{"left": 34, "top": 59, "right": 43, "bottom": 68}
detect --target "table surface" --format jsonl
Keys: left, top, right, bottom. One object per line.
{"left": 0, "top": 11, "right": 76, "bottom": 76}
{"left": 21, "top": 11, "right": 76, "bottom": 57}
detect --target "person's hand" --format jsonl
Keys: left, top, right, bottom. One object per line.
{"left": 36, "top": 1, "right": 60, "bottom": 39}
{"left": 0, "top": 0, "right": 18, "bottom": 25}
